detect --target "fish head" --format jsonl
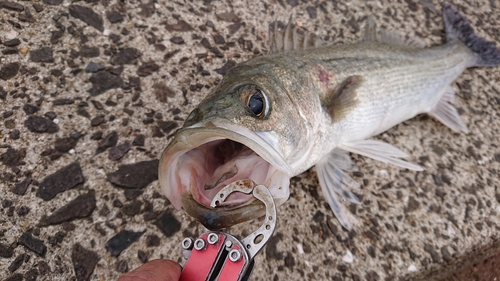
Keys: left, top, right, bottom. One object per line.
{"left": 159, "top": 61, "right": 309, "bottom": 229}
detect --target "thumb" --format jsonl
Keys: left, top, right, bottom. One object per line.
{"left": 118, "top": 259, "right": 182, "bottom": 281}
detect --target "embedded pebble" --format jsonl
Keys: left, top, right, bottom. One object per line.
{"left": 297, "top": 244, "right": 304, "bottom": 254}
{"left": 72, "top": 243, "right": 99, "bottom": 281}
{"left": 165, "top": 20, "right": 193, "bottom": 32}
{"left": 107, "top": 159, "right": 159, "bottom": 188}
{"left": 11, "top": 178, "right": 31, "bottom": 195}
{"left": 137, "top": 250, "right": 148, "bottom": 263}
{"left": 38, "top": 261, "right": 50, "bottom": 275}
{"left": 18, "top": 232, "right": 47, "bottom": 256}
{"left": 116, "top": 260, "right": 128, "bottom": 273}
{"left": 157, "top": 120, "right": 178, "bottom": 134}
{"left": 24, "top": 116, "right": 59, "bottom": 133}
{"left": 69, "top": 5, "right": 104, "bottom": 31}
{"left": 154, "top": 210, "right": 181, "bottom": 237}
{"left": 0, "top": 243, "right": 14, "bottom": 258}
{"left": 17, "top": 205, "right": 30, "bottom": 216}
{"left": 39, "top": 191, "right": 96, "bottom": 226}
{"left": 227, "top": 22, "right": 244, "bottom": 34}
{"left": 216, "top": 12, "right": 240, "bottom": 22}
{"left": 4, "top": 274, "right": 23, "bottom": 281}
{"left": 342, "top": 250, "right": 354, "bottom": 263}
{"left": 110, "top": 48, "right": 141, "bottom": 65}
{"left": 0, "top": 62, "right": 20, "bottom": 80}
{"left": 170, "top": 36, "right": 185, "bottom": 44}
{"left": 145, "top": 234, "right": 160, "bottom": 247}
{"left": 3, "top": 38, "right": 21, "bottom": 46}
{"left": 96, "top": 131, "right": 118, "bottom": 154}
{"left": 124, "top": 189, "right": 143, "bottom": 200}
{"left": 215, "top": 60, "right": 236, "bottom": 75}
{"left": 106, "top": 10, "right": 124, "bottom": 23}
{"left": 132, "top": 134, "right": 145, "bottom": 146}
{"left": 405, "top": 196, "right": 421, "bottom": 212}
{"left": 0, "top": 1, "right": 24, "bottom": 11}
{"left": 1, "top": 148, "right": 25, "bottom": 166}
{"left": 424, "top": 243, "right": 441, "bottom": 263}
{"left": 88, "top": 71, "right": 123, "bottom": 96}
{"left": 122, "top": 200, "right": 142, "bottom": 216}
{"left": 23, "top": 104, "right": 39, "bottom": 115}
{"left": 153, "top": 83, "right": 176, "bottom": 103}
{"left": 36, "top": 162, "right": 85, "bottom": 201}
{"left": 54, "top": 136, "right": 79, "bottom": 152}
{"left": 137, "top": 61, "right": 160, "bottom": 77}
{"left": 306, "top": 6, "right": 317, "bottom": 19}
{"left": 85, "top": 62, "right": 105, "bottom": 73}
{"left": 29, "top": 47, "right": 54, "bottom": 63}
{"left": 79, "top": 46, "right": 100, "bottom": 58}
{"left": 108, "top": 141, "right": 131, "bottom": 161}
{"left": 8, "top": 254, "right": 26, "bottom": 272}
{"left": 42, "top": 0, "right": 62, "bottom": 5}
{"left": 24, "top": 268, "right": 39, "bottom": 281}
{"left": 106, "top": 230, "right": 146, "bottom": 256}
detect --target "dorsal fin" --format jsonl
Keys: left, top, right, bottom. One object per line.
{"left": 361, "top": 16, "right": 426, "bottom": 48}
{"left": 379, "top": 28, "right": 427, "bottom": 48}
{"left": 268, "top": 17, "right": 323, "bottom": 54}
{"left": 361, "top": 17, "right": 378, "bottom": 42}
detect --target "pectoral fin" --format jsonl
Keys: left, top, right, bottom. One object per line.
{"left": 428, "top": 86, "right": 469, "bottom": 133}
{"left": 315, "top": 148, "right": 360, "bottom": 230}
{"left": 324, "top": 75, "right": 362, "bottom": 121}
{"left": 339, "top": 139, "right": 423, "bottom": 171}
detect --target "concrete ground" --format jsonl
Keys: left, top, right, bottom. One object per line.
{"left": 1, "top": 0, "right": 499, "bottom": 280}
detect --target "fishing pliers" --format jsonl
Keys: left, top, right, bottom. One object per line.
{"left": 179, "top": 180, "right": 277, "bottom": 281}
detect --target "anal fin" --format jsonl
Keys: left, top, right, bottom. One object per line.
{"left": 339, "top": 139, "right": 423, "bottom": 171}
{"left": 428, "top": 86, "right": 468, "bottom": 133}
{"left": 315, "top": 149, "right": 360, "bottom": 230}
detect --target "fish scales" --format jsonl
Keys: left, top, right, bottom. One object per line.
{"left": 159, "top": 4, "right": 500, "bottom": 230}
{"left": 237, "top": 41, "right": 471, "bottom": 172}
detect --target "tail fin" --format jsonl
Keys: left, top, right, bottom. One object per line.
{"left": 442, "top": 3, "right": 500, "bottom": 67}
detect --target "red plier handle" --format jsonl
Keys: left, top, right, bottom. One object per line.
{"left": 179, "top": 181, "right": 277, "bottom": 281}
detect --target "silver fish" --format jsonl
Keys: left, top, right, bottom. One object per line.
{"left": 159, "top": 3, "right": 500, "bottom": 230}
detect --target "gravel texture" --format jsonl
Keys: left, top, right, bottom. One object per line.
{"left": 1, "top": 0, "right": 499, "bottom": 280}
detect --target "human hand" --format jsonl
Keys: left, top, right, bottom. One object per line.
{"left": 117, "top": 259, "right": 182, "bottom": 281}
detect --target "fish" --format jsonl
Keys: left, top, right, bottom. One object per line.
{"left": 158, "top": 3, "right": 500, "bottom": 230}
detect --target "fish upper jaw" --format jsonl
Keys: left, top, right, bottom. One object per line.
{"left": 158, "top": 121, "right": 292, "bottom": 228}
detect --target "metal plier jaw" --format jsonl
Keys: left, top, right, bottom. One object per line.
{"left": 179, "top": 180, "right": 277, "bottom": 281}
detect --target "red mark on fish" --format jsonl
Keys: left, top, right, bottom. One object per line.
{"left": 318, "top": 67, "right": 334, "bottom": 89}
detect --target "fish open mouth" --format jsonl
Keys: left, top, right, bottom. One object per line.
{"left": 159, "top": 123, "right": 292, "bottom": 229}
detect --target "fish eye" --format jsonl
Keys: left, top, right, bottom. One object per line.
{"left": 240, "top": 85, "right": 268, "bottom": 118}
{"left": 248, "top": 93, "right": 263, "bottom": 115}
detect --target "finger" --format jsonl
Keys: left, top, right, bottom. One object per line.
{"left": 118, "top": 259, "right": 182, "bottom": 281}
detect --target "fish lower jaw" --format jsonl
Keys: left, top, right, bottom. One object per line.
{"left": 181, "top": 194, "right": 265, "bottom": 230}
